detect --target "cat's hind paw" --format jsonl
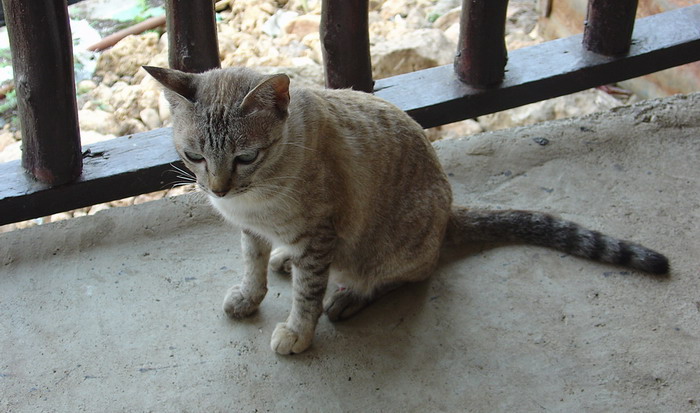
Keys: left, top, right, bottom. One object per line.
{"left": 323, "top": 288, "right": 370, "bottom": 322}
{"left": 269, "top": 247, "right": 292, "bottom": 274}
{"left": 222, "top": 284, "right": 265, "bottom": 318}
{"left": 270, "top": 322, "right": 313, "bottom": 355}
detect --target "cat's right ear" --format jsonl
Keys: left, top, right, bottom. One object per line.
{"left": 143, "top": 66, "right": 197, "bottom": 103}
{"left": 240, "top": 74, "right": 290, "bottom": 117}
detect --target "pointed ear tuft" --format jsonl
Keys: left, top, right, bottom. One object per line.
{"left": 143, "top": 66, "right": 197, "bottom": 103}
{"left": 240, "top": 74, "right": 290, "bottom": 116}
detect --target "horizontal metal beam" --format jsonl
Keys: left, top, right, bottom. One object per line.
{"left": 374, "top": 4, "right": 700, "bottom": 128}
{"left": 0, "top": 129, "right": 182, "bottom": 225}
{"left": 1, "top": 5, "right": 699, "bottom": 225}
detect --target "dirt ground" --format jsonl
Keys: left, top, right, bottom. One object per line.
{"left": 1, "top": 93, "right": 698, "bottom": 412}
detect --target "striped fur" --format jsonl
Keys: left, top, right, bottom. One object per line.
{"left": 146, "top": 66, "right": 669, "bottom": 355}
{"left": 445, "top": 208, "right": 669, "bottom": 274}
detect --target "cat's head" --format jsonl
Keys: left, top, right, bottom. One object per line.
{"left": 144, "top": 66, "right": 290, "bottom": 199}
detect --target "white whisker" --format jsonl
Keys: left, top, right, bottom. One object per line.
{"left": 254, "top": 184, "right": 302, "bottom": 209}
{"left": 169, "top": 163, "right": 196, "bottom": 180}
{"left": 281, "top": 142, "right": 316, "bottom": 152}
{"left": 259, "top": 182, "right": 305, "bottom": 198}
{"left": 172, "top": 182, "right": 196, "bottom": 189}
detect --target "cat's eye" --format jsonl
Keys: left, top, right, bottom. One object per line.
{"left": 184, "top": 151, "right": 204, "bottom": 163}
{"left": 236, "top": 150, "right": 259, "bottom": 165}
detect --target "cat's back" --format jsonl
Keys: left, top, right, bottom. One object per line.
{"left": 286, "top": 83, "right": 451, "bottom": 233}
{"left": 290, "top": 85, "right": 432, "bottom": 154}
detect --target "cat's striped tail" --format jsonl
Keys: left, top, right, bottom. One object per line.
{"left": 445, "top": 207, "right": 669, "bottom": 275}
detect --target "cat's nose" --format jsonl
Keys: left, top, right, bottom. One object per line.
{"left": 212, "top": 189, "right": 229, "bottom": 198}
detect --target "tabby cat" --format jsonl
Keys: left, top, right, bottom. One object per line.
{"left": 144, "top": 66, "right": 668, "bottom": 355}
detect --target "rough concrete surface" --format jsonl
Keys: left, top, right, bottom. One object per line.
{"left": 1, "top": 93, "right": 699, "bottom": 412}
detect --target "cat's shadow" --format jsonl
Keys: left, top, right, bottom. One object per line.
{"left": 295, "top": 243, "right": 490, "bottom": 359}
{"left": 260, "top": 242, "right": 669, "bottom": 360}
{"left": 323, "top": 242, "right": 668, "bottom": 349}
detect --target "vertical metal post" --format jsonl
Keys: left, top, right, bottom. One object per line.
{"left": 320, "top": 0, "right": 373, "bottom": 92}
{"left": 165, "top": 0, "right": 220, "bottom": 73}
{"left": 454, "top": 0, "right": 509, "bottom": 88}
{"left": 583, "top": 0, "right": 638, "bottom": 56}
{"left": 2, "top": 0, "right": 82, "bottom": 185}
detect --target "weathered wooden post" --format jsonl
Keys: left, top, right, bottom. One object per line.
{"left": 2, "top": 0, "right": 82, "bottom": 185}
{"left": 583, "top": 0, "right": 638, "bottom": 56}
{"left": 454, "top": 0, "right": 510, "bottom": 87}
{"left": 320, "top": 0, "right": 373, "bottom": 92}
{"left": 165, "top": 0, "right": 220, "bottom": 73}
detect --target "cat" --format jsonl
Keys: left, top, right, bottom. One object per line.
{"left": 144, "top": 65, "right": 669, "bottom": 355}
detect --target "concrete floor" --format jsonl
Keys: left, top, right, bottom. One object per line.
{"left": 1, "top": 93, "right": 699, "bottom": 412}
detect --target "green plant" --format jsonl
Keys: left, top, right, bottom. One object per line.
{"left": 0, "top": 48, "right": 12, "bottom": 62}
{"left": 113, "top": 0, "right": 165, "bottom": 23}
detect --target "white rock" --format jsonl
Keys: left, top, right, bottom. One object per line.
{"left": 80, "top": 130, "right": 116, "bottom": 146}
{"left": 0, "top": 129, "right": 17, "bottom": 152}
{"left": 88, "top": 203, "right": 111, "bottom": 216}
{"left": 158, "top": 32, "right": 168, "bottom": 51}
{"left": 444, "top": 23, "right": 460, "bottom": 45}
{"left": 300, "top": 32, "right": 322, "bottom": 64}
{"left": 118, "top": 119, "right": 148, "bottom": 135}
{"left": 426, "top": 119, "right": 483, "bottom": 141}
{"left": 140, "top": 108, "right": 162, "bottom": 130}
{"left": 282, "top": 14, "right": 321, "bottom": 38}
{"left": 430, "top": 0, "right": 461, "bottom": 18}
{"left": 95, "top": 33, "right": 161, "bottom": 78}
{"left": 371, "top": 29, "right": 456, "bottom": 79}
{"left": 46, "top": 212, "right": 73, "bottom": 223}
{"left": 433, "top": 8, "right": 461, "bottom": 31}
{"left": 263, "top": 10, "right": 299, "bottom": 37}
{"left": 158, "top": 92, "right": 171, "bottom": 124}
{"left": 77, "top": 79, "right": 98, "bottom": 95}
{"left": 110, "top": 84, "right": 152, "bottom": 122}
{"left": 166, "top": 185, "right": 196, "bottom": 198}
{"left": 477, "top": 89, "right": 625, "bottom": 132}
{"left": 78, "top": 109, "right": 121, "bottom": 136}
{"left": 0, "top": 140, "right": 20, "bottom": 162}
{"left": 380, "top": 0, "right": 411, "bottom": 19}
{"left": 88, "top": 84, "right": 114, "bottom": 106}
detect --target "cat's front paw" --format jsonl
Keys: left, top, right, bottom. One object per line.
{"left": 270, "top": 322, "right": 313, "bottom": 355}
{"left": 223, "top": 284, "right": 266, "bottom": 318}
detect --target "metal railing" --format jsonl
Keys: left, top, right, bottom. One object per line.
{"left": 0, "top": 0, "right": 699, "bottom": 225}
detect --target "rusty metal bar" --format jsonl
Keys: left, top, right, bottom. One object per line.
{"left": 454, "top": 0, "right": 509, "bottom": 87}
{"left": 1, "top": 0, "right": 82, "bottom": 186}
{"left": 583, "top": 0, "right": 639, "bottom": 56}
{"left": 165, "top": 0, "right": 220, "bottom": 73}
{"left": 320, "top": 0, "right": 373, "bottom": 92}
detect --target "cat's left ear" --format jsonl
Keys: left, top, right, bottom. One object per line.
{"left": 240, "top": 74, "right": 290, "bottom": 117}
{"left": 143, "top": 66, "right": 197, "bottom": 103}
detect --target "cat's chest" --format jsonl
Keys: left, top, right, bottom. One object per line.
{"left": 209, "top": 195, "right": 301, "bottom": 242}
